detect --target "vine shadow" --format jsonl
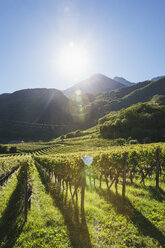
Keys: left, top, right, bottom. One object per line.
{"left": 96, "top": 187, "right": 165, "bottom": 248}
{"left": 36, "top": 163, "right": 92, "bottom": 248}
{"left": 0, "top": 168, "right": 25, "bottom": 248}
{"left": 128, "top": 182, "right": 165, "bottom": 202}
{"left": 146, "top": 186, "right": 165, "bottom": 202}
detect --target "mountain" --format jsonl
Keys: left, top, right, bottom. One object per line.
{"left": 152, "top": 75, "right": 165, "bottom": 81}
{"left": 151, "top": 94, "right": 165, "bottom": 105}
{"left": 63, "top": 73, "right": 124, "bottom": 97}
{"left": 99, "top": 80, "right": 150, "bottom": 101}
{"left": 1, "top": 74, "right": 165, "bottom": 142}
{"left": 111, "top": 77, "right": 165, "bottom": 109}
{"left": 0, "top": 88, "right": 75, "bottom": 142}
{"left": 113, "top": 76, "right": 134, "bottom": 86}
{"left": 84, "top": 77, "right": 165, "bottom": 122}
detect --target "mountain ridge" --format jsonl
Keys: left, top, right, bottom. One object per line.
{"left": 0, "top": 88, "right": 74, "bottom": 142}
{"left": 113, "top": 76, "right": 134, "bottom": 86}
{"left": 63, "top": 73, "right": 124, "bottom": 97}
{"left": 83, "top": 77, "right": 165, "bottom": 122}
{"left": 0, "top": 74, "right": 165, "bottom": 142}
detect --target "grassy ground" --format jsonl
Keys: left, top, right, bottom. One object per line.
{"left": 36, "top": 135, "right": 164, "bottom": 157}
{"left": 48, "top": 137, "right": 115, "bottom": 154}
{"left": 7, "top": 142, "right": 50, "bottom": 153}
{"left": 0, "top": 164, "right": 71, "bottom": 248}
{"left": 84, "top": 179, "right": 165, "bottom": 247}
{"left": 14, "top": 164, "right": 71, "bottom": 248}
{"left": 35, "top": 163, "right": 165, "bottom": 247}
{"left": 1, "top": 132, "right": 165, "bottom": 247}
{"left": 0, "top": 160, "right": 165, "bottom": 247}
{"left": 0, "top": 168, "right": 25, "bottom": 248}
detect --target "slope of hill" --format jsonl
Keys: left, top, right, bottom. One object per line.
{"left": 152, "top": 75, "right": 165, "bottom": 81}
{"left": 113, "top": 76, "right": 134, "bottom": 86}
{"left": 85, "top": 77, "right": 165, "bottom": 121}
{"left": 112, "top": 76, "right": 165, "bottom": 109}
{"left": 0, "top": 88, "right": 74, "bottom": 142}
{"left": 1, "top": 75, "right": 165, "bottom": 142}
{"left": 98, "top": 80, "right": 151, "bottom": 101}
{"left": 99, "top": 102, "right": 165, "bottom": 142}
{"left": 151, "top": 94, "right": 165, "bottom": 105}
{"left": 63, "top": 73, "right": 124, "bottom": 97}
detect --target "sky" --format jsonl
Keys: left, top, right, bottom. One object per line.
{"left": 0, "top": 0, "right": 165, "bottom": 94}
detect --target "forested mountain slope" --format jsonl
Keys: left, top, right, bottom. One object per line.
{"left": 99, "top": 102, "right": 165, "bottom": 142}
{"left": 0, "top": 89, "right": 74, "bottom": 142}
{"left": 0, "top": 76, "right": 165, "bottom": 142}
{"left": 85, "top": 77, "right": 165, "bottom": 121}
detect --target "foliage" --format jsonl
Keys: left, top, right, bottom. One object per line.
{"left": 1, "top": 76, "right": 165, "bottom": 142}
{"left": 9, "top": 147, "right": 17, "bottom": 153}
{"left": 0, "top": 155, "right": 30, "bottom": 178}
{"left": 99, "top": 102, "right": 165, "bottom": 141}
{"left": 64, "top": 129, "right": 82, "bottom": 139}
{"left": 0, "top": 146, "right": 8, "bottom": 154}
{"left": 32, "top": 140, "right": 165, "bottom": 247}
{"left": 1, "top": 137, "right": 165, "bottom": 247}
{"left": 129, "top": 139, "right": 139, "bottom": 144}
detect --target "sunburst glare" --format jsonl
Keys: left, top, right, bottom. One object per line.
{"left": 58, "top": 42, "right": 90, "bottom": 78}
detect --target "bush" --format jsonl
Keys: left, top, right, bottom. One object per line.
{"left": 127, "top": 137, "right": 132, "bottom": 142}
{"left": 99, "top": 102, "right": 165, "bottom": 142}
{"left": 9, "top": 146, "right": 17, "bottom": 153}
{"left": 114, "top": 138, "right": 126, "bottom": 145}
{"left": 65, "top": 130, "right": 82, "bottom": 139}
{"left": 0, "top": 145, "right": 8, "bottom": 154}
{"left": 65, "top": 132, "right": 74, "bottom": 138}
{"left": 129, "top": 139, "right": 139, "bottom": 144}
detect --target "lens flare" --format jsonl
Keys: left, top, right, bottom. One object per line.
{"left": 82, "top": 155, "right": 93, "bottom": 166}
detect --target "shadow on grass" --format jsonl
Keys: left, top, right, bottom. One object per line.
{"left": 146, "top": 186, "right": 165, "bottom": 202}
{"left": 36, "top": 163, "right": 92, "bottom": 248}
{"left": 128, "top": 181, "right": 165, "bottom": 202}
{"left": 96, "top": 187, "right": 165, "bottom": 248}
{"left": 0, "top": 168, "right": 25, "bottom": 248}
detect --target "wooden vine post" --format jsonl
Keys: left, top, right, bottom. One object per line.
{"left": 122, "top": 152, "right": 128, "bottom": 199}
{"left": 81, "top": 161, "right": 86, "bottom": 219}
{"left": 156, "top": 147, "right": 160, "bottom": 188}
{"left": 24, "top": 161, "right": 28, "bottom": 222}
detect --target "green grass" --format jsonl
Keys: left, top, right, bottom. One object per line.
{"left": 0, "top": 163, "right": 71, "bottom": 248}
{"left": 14, "top": 164, "right": 70, "bottom": 248}
{"left": 0, "top": 170, "right": 19, "bottom": 220}
{"left": 46, "top": 137, "right": 117, "bottom": 155}
{"left": 0, "top": 168, "right": 25, "bottom": 248}
{"left": 1, "top": 135, "right": 165, "bottom": 247}
{"left": 7, "top": 142, "right": 50, "bottom": 153}
{"left": 34, "top": 163, "right": 165, "bottom": 247}
{"left": 1, "top": 160, "right": 165, "bottom": 247}
{"left": 83, "top": 179, "right": 165, "bottom": 247}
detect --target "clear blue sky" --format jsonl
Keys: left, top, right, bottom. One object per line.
{"left": 0, "top": 0, "right": 165, "bottom": 94}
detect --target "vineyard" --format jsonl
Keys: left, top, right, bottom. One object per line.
{"left": 0, "top": 138, "right": 165, "bottom": 247}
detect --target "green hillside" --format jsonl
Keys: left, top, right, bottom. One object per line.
{"left": 84, "top": 77, "right": 165, "bottom": 121}
{"left": 0, "top": 76, "right": 165, "bottom": 143}
{"left": 0, "top": 89, "right": 74, "bottom": 142}
{"left": 99, "top": 102, "right": 165, "bottom": 142}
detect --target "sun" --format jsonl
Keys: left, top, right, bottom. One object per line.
{"left": 58, "top": 42, "right": 89, "bottom": 78}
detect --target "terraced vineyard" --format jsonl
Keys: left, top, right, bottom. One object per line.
{"left": 0, "top": 138, "right": 165, "bottom": 247}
